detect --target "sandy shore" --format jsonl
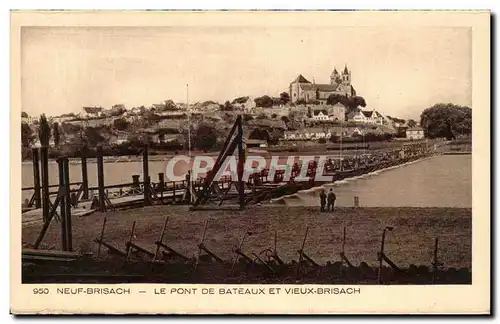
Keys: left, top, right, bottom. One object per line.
{"left": 23, "top": 205, "right": 471, "bottom": 270}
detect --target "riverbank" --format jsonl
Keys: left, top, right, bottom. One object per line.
{"left": 21, "top": 139, "right": 439, "bottom": 163}
{"left": 22, "top": 205, "right": 471, "bottom": 283}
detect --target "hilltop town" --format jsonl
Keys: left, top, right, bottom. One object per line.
{"left": 20, "top": 66, "right": 430, "bottom": 159}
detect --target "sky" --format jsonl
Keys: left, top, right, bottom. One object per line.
{"left": 21, "top": 26, "right": 471, "bottom": 120}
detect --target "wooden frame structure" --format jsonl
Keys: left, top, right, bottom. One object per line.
{"left": 192, "top": 115, "right": 246, "bottom": 209}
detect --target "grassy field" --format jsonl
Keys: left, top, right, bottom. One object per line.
{"left": 23, "top": 205, "right": 471, "bottom": 270}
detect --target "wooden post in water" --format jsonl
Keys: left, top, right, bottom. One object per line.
{"left": 143, "top": 145, "right": 151, "bottom": 206}
{"left": 32, "top": 148, "right": 41, "bottom": 208}
{"left": 97, "top": 147, "right": 106, "bottom": 212}
{"left": 132, "top": 175, "right": 140, "bottom": 188}
{"left": 40, "top": 146, "right": 50, "bottom": 223}
{"left": 158, "top": 173, "right": 165, "bottom": 202}
{"left": 57, "top": 158, "right": 67, "bottom": 251}
{"left": 81, "top": 151, "right": 89, "bottom": 200}
{"left": 63, "top": 158, "right": 73, "bottom": 251}
{"left": 172, "top": 181, "right": 176, "bottom": 204}
{"left": 354, "top": 196, "right": 359, "bottom": 208}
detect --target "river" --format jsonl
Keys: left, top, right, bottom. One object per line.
{"left": 272, "top": 154, "right": 471, "bottom": 208}
{"left": 21, "top": 154, "right": 471, "bottom": 208}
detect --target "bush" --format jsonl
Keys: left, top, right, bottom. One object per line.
{"left": 243, "top": 114, "right": 254, "bottom": 122}
{"left": 113, "top": 118, "right": 130, "bottom": 130}
{"left": 193, "top": 124, "right": 217, "bottom": 151}
{"left": 254, "top": 95, "right": 274, "bottom": 108}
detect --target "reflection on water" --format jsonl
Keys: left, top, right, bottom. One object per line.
{"left": 274, "top": 155, "right": 471, "bottom": 208}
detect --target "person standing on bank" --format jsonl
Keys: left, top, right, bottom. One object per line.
{"left": 327, "top": 189, "right": 336, "bottom": 212}
{"left": 319, "top": 189, "right": 327, "bottom": 212}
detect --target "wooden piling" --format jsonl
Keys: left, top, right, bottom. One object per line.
{"left": 97, "top": 147, "right": 106, "bottom": 212}
{"left": 58, "top": 158, "right": 67, "bottom": 251}
{"left": 194, "top": 219, "right": 209, "bottom": 271}
{"left": 296, "top": 226, "right": 309, "bottom": 277}
{"left": 132, "top": 175, "right": 140, "bottom": 188}
{"left": 143, "top": 145, "right": 151, "bottom": 206}
{"left": 63, "top": 158, "right": 72, "bottom": 251}
{"left": 32, "top": 148, "right": 41, "bottom": 208}
{"left": 125, "top": 221, "right": 137, "bottom": 263}
{"left": 158, "top": 173, "right": 165, "bottom": 202}
{"left": 40, "top": 146, "right": 50, "bottom": 223}
{"left": 81, "top": 152, "right": 89, "bottom": 200}
{"left": 237, "top": 117, "right": 245, "bottom": 209}
{"left": 377, "top": 227, "right": 391, "bottom": 284}
{"left": 432, "top": 237, "right": 439, "bottom": 284}
{"left": 172, "top": 181, "right": 176, "bottom": 203}
{"left": 97, "top": 217, "right": 107, "bottom": 259}
{"left": 153, "top": 217, "right": 169, "bottom": 262}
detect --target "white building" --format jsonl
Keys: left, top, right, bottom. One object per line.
{"left": 233, "top": 96, "right": 256, "bottom": 113}
{"left": 406, "top": 127, "right": 425, "bottom": 140}
{"left": 311, "top": 110, "right": 330, "bottom": 121}
{"left": 83, "top": 106, "right": 104, "bottom": 118}
{"left": 22, "top": 116, "right": 36, "bottom": 124}
{"left": 310, "top": 103, "right": 346, "bottom": 122}
{"left": 348, "top": 109, "right": 385, "bottom": 125}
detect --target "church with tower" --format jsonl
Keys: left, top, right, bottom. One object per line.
{"left": 289, "top": 65, "right": 356, "bottom": 103}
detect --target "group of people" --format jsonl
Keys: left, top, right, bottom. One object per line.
{"left": 319, "top": 188, "right": 336, "bottom": 212}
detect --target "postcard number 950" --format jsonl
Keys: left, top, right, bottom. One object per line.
{"left": 33, "top": 288, "right": 50, "bottom": 294}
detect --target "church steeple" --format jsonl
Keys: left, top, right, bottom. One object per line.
{"left": 330, "top": 67, "right": 340, "bottom": 85}
{"left": 343, "top": 64, "right": 349, "bottom": 74}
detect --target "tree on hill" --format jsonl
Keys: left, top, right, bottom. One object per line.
{"left": 407, "top": 119, "right": 417, "bottom": 128}
{"left": 220, "top": 101, "right": 234, "bottom": 111}
{"left": 113, "top": 118, "right": 130, "bottom": 131}
{"left": 326, "top": 94, "right": 341, "bottom": 105}
{"left": 52, "top": 122, "right": 60, "bottom": 147}
{"left": 61, "top": 122, "right": 82, "bottom": 135}
{"left": 254, "top": 95, "right": 273, "bottom": 108}
{"left": 232, "top": 96, "right": 249, "bottom": 104}
{"left": 307, "top": 107, "right": 312, "bottom": 118}
{"left": 249, "top": 128, "right": 270, "bottom": 142}
{"left": 164, "top": 100, "right": 177, "bottom": 111}
{"left": 420, "top": 103, "right": 472, "bottom": 139}
{"left": 83, "top": 127, "right": 106, "bottom": 147}
{"left": 327, "top": 94, "right": 366, "bottom": 111}
{"left": 21, "top": 122, "right": 34, "bottom": 148}
{"left": 110, "top": 104, "right": 126, "bottom": 116}
{"left": 37, "top": 114, "right": 51, "bottom": 147}
{"left": 193, "top": 124, "right": 218, "bottom": 151}
{"left": 280, "top": 92, "right": 290, "bottom": 105}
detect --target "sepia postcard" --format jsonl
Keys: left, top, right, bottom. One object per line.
{"left": 10, "top": 10, "right": 490, "bottom": 315}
